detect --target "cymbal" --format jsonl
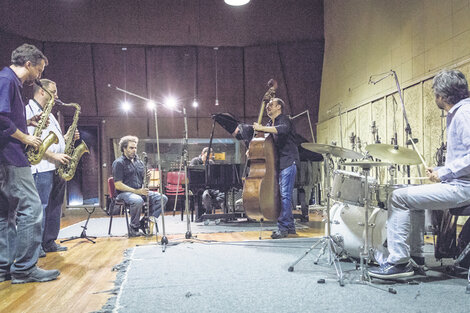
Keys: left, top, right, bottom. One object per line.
{"left": 342, "top": 160, "right": 391, "bottom": 169}
{"left": 365, "top": 144, "right": 421, "bottom": 165}
{"left": 301, "top": 143, "right": 364, "bottom": 159}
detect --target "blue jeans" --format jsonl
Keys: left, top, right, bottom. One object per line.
{"left": 33, "top": 171, "right": 66, "bottom": 247}
{"left": 278, "top": 163, "right": 297, "bottom": 232}
{"left": 0, "top": 165, "right": 43, "bottom": 276}
{"left": 33, "top": 170, "right": 54, "bottom": 244}
{"left": 386, "top": 182, "right": 470, "bottom": 265}
{"left": 116, "top": 191, "right": 168, "bottom": 229}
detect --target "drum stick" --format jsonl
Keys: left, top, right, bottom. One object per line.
{"left": 394, "top": 176, "right": 429, "bottom": 181}
{"left": 409, "top": 138, "right": 428, "bottom": 168}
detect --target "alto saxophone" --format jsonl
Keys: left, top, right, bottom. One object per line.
{"left": 27, "top": 84, "right": 59, "bottom": 165}
{"left": 56, "top": 100, "right": 89, "bottom": 181}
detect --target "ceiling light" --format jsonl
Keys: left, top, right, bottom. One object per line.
{"left": 224, "top": 0, "right": 250, "bottom": 6}
{"left": 121, "top": 101, "right": 131, "bottom": 112}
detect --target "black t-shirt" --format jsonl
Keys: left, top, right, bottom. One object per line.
{"left": 267, "top": 114, "right": 300, "bottom": 171}
{"left": 112, "top": 155, "right": 145, "bottom": 193}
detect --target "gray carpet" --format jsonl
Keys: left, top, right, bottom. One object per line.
{"left": 58, "top": 215, "right": 308, "bottom": 238}
{"left": 96, "top": 238, "right": 470, "bottom": 313}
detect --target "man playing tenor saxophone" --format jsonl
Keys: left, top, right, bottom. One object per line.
{"left": 26, "top": 79, "right": 79, "bottom": 254}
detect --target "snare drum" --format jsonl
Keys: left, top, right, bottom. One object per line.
{"left": 329, "top": 201, "right": 387, "bottom": 260}
{"left": 331, "top": 170, "right": 377, "bottom": 207}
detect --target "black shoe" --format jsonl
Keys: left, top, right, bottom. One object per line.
{"left": 368, "top": 262, "right": 414, "bottom": 280}
{"left": 128, "top": 227, "right": 143, "bottom": 237}
{"left": 11, "top": 267, "right": 60, "bottom": 284}
{"left": 410, "top": 256, "right": 427, "bottom": 275}
{"left": 39, "top": 246, "right": 46, "bottom": 258}
{"left": 0, "top": 272, "right": 11, "bottom": 283}
{"left": 411, "top": 256, "right": 425, "bottom": 266}
{"left": 287, "top": 229, "right": 297, "bottom": 235}
{"left": 139, "top": 218, "right": 150, "bottom": 235}
{"left": 43, "top": 242, "right": 67, "bottom": 253}
{"left": 271, "top": 230, "right": 288, "bottom": 239}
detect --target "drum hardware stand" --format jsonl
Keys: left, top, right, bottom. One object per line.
{"left": 288, "top": 152, "right": 347, "bottom": 287}
{"left": 355, "top": 165, "right": 397, "bottom": 294}
{"left": 61, "top": 206, "right": 97, "bottom": 244}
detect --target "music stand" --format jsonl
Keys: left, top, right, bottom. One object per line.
{"left": 61, "top": 205, "right": 98, "bottom": 244}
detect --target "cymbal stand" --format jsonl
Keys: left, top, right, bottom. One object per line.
{"left": 353, "top": 164, "right": 396, "bottom": 293}
{"left": 288, "top": 152, "right": 346, "bottom": 286}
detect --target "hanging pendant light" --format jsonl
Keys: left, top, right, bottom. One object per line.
{"left": 224, "top": 0, "right": 250, "bottom": 6}
{"left": 214, "top": 47, "right": 219, "bottom": 106}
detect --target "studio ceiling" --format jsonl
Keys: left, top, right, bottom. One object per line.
{"left": 0, "top": 0, "right": 323, "bottom": 47}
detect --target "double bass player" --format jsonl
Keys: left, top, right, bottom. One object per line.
{"left": 253, "top": 97, "right": 300, "bottom": 239}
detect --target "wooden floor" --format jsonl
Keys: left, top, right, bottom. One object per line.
{"left": 0, "top": 208, "right": 326, "bottom": 313}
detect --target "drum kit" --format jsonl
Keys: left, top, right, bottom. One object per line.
{"left": 288, "top": 141, "right": 425, "bottom": 287}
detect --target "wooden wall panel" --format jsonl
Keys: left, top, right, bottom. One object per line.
{"left": 371, "top": 98, "right": 387, "bottom": 145}
{"left": 423, "top": 79, "right": 443, "bottom": 169}
{"left": 357, "top": 103, "right": 371, "bottom": 149}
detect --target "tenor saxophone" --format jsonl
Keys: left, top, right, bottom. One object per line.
{"left": 56, "top": 100, "right": 89, "bottom": 181}
{"left": 27, "top": 83, "right": 59, "bottom": 165}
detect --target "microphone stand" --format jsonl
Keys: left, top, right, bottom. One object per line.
{"left": 369, "top": 71, "right": 428, "bottom": 168}
{"left": 289, "top": 110, "right": 316, "bottom": 143}
{"left": 182, "top": 107, "right": 193, "bottom": 239}
{"left": 108, "top": 84, "right": 184, "bottom": 252}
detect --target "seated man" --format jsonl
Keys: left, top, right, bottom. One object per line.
{"left": 190, "top": 147, "right": 225, "bottom": 219}
{"left": 369, "top": 69, "right": 470, "bottom": 279}
{"left": 112, "top": 135, "right": 168, "bottom": 237}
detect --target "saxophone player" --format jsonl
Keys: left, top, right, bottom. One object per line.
{"left": 26, "top": 79, "right": 79, "bottom": 254}
{"left": 0, "top": 44, "right": 60, "bottom": 284}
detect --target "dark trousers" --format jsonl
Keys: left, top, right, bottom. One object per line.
{"left": 33, "top": 170, "right": 66, "bottom": 247}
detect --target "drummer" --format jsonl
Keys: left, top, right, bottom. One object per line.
{"left": 368, "top": 69, "right": 470, "bottom": 279}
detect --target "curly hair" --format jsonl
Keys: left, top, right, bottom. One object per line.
{"left": 119, "top": 135, "right": 138, "bottom": 153}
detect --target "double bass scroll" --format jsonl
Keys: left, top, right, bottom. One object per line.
{"left": 242, "top": 79, "right": 281, "bottom": 221}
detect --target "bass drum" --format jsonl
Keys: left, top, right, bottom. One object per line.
{"left": 329, "top": 201, "right": 387, "bottom": 260}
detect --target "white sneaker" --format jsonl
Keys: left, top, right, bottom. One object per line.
{"left": 149, "top": 216, "right": 157, "bottom": 235}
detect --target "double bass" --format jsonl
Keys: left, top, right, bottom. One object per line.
{"left": 242, "top": 79, "right": 281, "bottom": 221}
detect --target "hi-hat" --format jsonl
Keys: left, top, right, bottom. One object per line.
{"left": 365, "top": 144, "right": 421, "bottom": 165}
{"left": 301, "top": 143, "right": 363, "bottom": 159}
{"left": 342, "top": 160, "right": 391, "bottom": 169}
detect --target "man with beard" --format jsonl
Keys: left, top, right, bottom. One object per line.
{"left": 0, "top": 44, "right": 60, "bottom": 284}
{"left": 253, "top": 97, "right": 300, "bottom": 239}
{"left": 369, "top": 69, "right": 470, "bottom": 279}
{"left": 112, "top": 135, "right": 168, "bottom": 237}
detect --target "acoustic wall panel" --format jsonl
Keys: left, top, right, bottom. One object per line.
{"left": 93, "top": 44, "right": 148, "bottom": 117}
{"left": 43, "top": 42, "right": 96, "bottom": 117}
{"left": 196, "top": 46, "right": 245, "bottom": 120}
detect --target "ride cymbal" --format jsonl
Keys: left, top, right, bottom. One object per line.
{"left": 365, "top": 144, "right": 421, "bottom": 165}
{"left": 301, "top": 143, "right": 363, "bottom": 159}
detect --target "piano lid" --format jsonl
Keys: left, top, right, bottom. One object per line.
{"left": 213, "top": 112, "right": 323, "bottom": 162}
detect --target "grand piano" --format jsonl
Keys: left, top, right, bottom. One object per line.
{"left": 188, "top": 164, "right": 243, "bottom": 221}
{"left": 187, "top": 113, "right": 323, "bottom": 222}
